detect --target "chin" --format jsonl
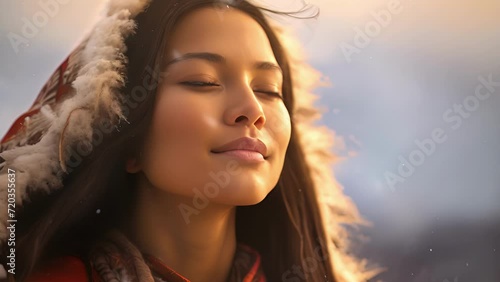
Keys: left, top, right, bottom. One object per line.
{"left": 226, "top": 186, "right": 273, "bottom": 206}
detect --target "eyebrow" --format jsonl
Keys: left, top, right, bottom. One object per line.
{"left": 164, "top": 52, "right": 283, "bottom": 75}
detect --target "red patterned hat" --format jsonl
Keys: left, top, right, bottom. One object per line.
{"left": 1, "top": 44, "right": 84, "bottom": 151}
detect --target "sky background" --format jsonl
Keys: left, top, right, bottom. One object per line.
{"left": 1, "top": 0, "right": 499, "bottom": 281}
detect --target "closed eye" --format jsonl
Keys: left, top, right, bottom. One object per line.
{"left": 181, "top": 81, "right": 220, "bottom": 87}
{"left": 255, "top": 90, "right": 282, "bottom": 99}
{"left": 181, "top": 81, "right": 283, "bottom": 99}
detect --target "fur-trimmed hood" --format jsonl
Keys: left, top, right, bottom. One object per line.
{"left": 0, "top": 0, "right": 375, "bottom": 281}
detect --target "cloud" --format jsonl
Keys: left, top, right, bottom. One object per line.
{"left": 289, "top": 0, "right": 500, "bottom": 65}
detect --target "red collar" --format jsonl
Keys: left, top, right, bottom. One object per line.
{"left": 143, "top": 243, "right": 266, "bottom": 282}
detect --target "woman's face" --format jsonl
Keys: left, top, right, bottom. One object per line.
{"left": 129, "top": 7, "right": 291, "bottom": 207}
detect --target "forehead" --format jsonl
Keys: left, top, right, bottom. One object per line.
{"left": 165, "top": 7, "right": 277, "bottom": 64}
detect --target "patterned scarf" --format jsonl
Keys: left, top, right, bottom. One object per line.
{"left": 88, "top": 229, "right": 266, "bottom": 282}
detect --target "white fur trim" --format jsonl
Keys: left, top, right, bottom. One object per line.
{"left": 0, "top": 0, "right": 151, "bottom": 244}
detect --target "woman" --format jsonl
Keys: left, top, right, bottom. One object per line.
{"left": 0, "top": 0, "right": 377, "bottom": 281}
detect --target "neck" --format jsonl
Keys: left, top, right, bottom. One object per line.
{"left": 127, "top": 176, "right": 237, "bottom": 282}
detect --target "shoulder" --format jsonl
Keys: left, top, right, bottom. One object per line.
{"left": 26, "top": 255, "right": 90, "bottom": 282}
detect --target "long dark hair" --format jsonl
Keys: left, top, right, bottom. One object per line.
{"left": 7, "top": 1, "right": 352, "bottom": 281}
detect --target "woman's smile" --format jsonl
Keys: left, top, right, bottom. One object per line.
{"left": 212, "top": 149, "right": 265, "bottom": 163}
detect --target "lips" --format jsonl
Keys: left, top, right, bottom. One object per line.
{"left": 211, "top": 137, "right": 268, "bottom": 158}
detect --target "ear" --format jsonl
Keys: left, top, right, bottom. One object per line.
{"left": 125, "top": 157, "right": 142, "bottom": 173}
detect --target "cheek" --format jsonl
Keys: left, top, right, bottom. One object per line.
{"left": 152, "top": 95, "right": 206, "bottom": 152}
{"left": 140, "top": 93, "right": 215, "bottom": 194}
{"left": 266, "top": 104, "right": 292, "bottom": 153}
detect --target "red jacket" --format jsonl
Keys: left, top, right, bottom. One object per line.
{"left": 25, "top": 256, "right": 91, "bottom": 282}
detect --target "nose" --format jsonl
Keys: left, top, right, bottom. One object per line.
{"left": 223, "top": 82, "right": 266, "bottom": 130}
